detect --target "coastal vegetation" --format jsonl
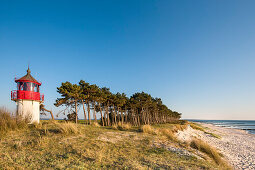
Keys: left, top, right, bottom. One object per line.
{"left": 190, "top": 139, "right": 228, "bottom": 167}
{"left": 54, "top": 80, "right": 181, "bottom": 126}
{"left": 0, "top": 108, "right": 28, "bottom": 135}
{"left": 0, "top": 109, "right": 231, "bottom": 169}
{"left": 190, "top": 122, "right": 221, "bottom": 139}
{"left": 0, "top": 81, "right": 230, "bottom": 169}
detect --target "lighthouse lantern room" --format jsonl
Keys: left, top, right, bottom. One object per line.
{"left": 11, "top": 67, "right": 44, "bottom": 123}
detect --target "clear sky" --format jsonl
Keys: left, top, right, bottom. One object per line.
{"left": 1, "top": 0, "right": 255, "bottom": 120}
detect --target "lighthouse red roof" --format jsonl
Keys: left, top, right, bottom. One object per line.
{"left": 15, "top": 68, "right": 41, "bottom": 85}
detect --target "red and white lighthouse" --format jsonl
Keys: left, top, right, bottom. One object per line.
{"left": 11, "top": 67, "right": 44, "bottom": 123}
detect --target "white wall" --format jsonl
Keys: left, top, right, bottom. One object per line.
{"left": 17, "top": 100, "right": 40, "bottom": 123}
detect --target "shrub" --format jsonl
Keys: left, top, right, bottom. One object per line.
{"left": 56, "top": 122, "right": 80, "bottom": 135}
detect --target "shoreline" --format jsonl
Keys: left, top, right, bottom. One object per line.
{"left": 197, "top": 123, "right": 255, "bottom": 169}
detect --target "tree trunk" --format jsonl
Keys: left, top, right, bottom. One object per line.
{"left": 93, "top": 102, "right": 97, "bottom": 123}
{"left": 99, "top": 103, "right": 104, "bottom": 126}
{"left": 87, "top": 101, "right": 91, "bottom": 125}
{"left": 75, "top": 100, "right": 78, "bottom": 124}
{"left": 113, "top": 104, "right": 117, "bottom": 124}
{"left": 82, "top": 101, "right": 87, "bottom": 125}
{"left": 125, "top": 111, "right": 128, "bottom": 124}
{"left": 106, "top": 102, "right": 110, "bottom": 126}
{"left": 41, "top": 106, "right": 55, "bottom": 120}
{"left": 121, "top": 109, "right": 124, "bottom": 125}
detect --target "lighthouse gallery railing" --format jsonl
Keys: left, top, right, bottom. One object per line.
{"left": 11, "top": 90, "right": 44, "bottom": 102}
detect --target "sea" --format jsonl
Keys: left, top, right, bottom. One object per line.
{"left": 186, "top": 119, "right": 255, "bottom": 135}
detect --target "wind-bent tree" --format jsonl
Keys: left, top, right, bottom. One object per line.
{"left": 89, "top": 84, "right": 100, "bottom": 122}
{"left": 55, "top": 82, "right": 82, "bottom": 124}
{"left": 56, "top": 80, "right": 182, "bottom": 126}
{"left": 101, "top": 87, "right": 111, "bottom": 126}
{"left": 40, "top": 104, "right": 55, "bottom": 120}
{"left": 79, "top": 80, "right": 90, "bottom": 125}
{"left": 95, "top": 88, "right": 107, "bottom": 126}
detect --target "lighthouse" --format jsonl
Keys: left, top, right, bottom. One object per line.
{"left": 11, "top": 67, "right": 44, "bottom": 123}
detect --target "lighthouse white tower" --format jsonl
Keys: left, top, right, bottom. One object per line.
{"left": 11, "top": 67, "right": 44, "bottom": 123}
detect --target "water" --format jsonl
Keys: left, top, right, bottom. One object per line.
{"left": 186, "top": 119, "right": 255, "bottom": 134}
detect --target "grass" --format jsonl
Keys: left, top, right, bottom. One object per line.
{"left": 112, "top": 122, "right": 132, "bottom": 131}
{"left": 0, "top": 115, "right": 229, "bottom": 169}
{"left": 189, "top": 122, "right": 221, "bottom": 139}
{"left": 158, "top": 128, "right": 176, "bottom": 141}
{"left": 56, "top": 122, "right": 80, "bottom": 135}
{"left": 0, "top": 108, "right": 28, "bottom": 136}
{"left": 190, "top": 139, "right": 230, "bottom": 169}
{"left": 141, "top": 124, "right": 157, "bottom": 134}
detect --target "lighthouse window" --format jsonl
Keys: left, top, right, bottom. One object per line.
{"left": 27, "top": 82, "right": 33, "bottom": 91}
{"left": 33, "top": 83, "right": 39, "bottom": 92}
{"left": 23, "top": 83, "right": 28, "bottom": 91}
{"left": 18, "top": 82, "right": 24, "bottom": 91}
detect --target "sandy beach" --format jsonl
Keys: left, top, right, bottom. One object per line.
{"left": 177, "top": 123, "right": 255, "bottom": 169}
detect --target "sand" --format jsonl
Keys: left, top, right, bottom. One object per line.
{"left": 176, "top": 123, "right": 255, "bottom": 170}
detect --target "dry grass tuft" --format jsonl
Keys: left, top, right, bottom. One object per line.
{"left": 56, "top": 122, "right": 80, "bottom": 135}
{"left": 0, "top": 108, "right": 28, "bottom": 135}
{"left": 120, "top": 123, "right": 132, "bottom": 130}
{"left": 112, "top": 124, "right": 118, "bottom": 130}
{"left": 190, "top": 139, "right": 230, "bottom": 168}
{"left": 189, "top": 123, "right": 221, "bottom": 139}
{"left": 91, "top": 121, "right": 101, "bottom": 127}
{"left": 189, "top": 123, "right": 205, "bottom": 132}
{"left": 141, "top": 125, "right": 157, "bottom": 134}
{"left": 111, "top": 122, "right": 132, "bottom": 130}
{"left": 159, "top": 129, "right": 176, "bottom": 141}
{"left": 172, "top": 124, "right": 188, "bottom": 133}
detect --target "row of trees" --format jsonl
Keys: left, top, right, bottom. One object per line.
{"left": 55, "top": 80, "right": 181, "bottom": 126}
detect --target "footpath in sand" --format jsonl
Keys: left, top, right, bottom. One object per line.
{"left": 176, "top": 123, "right": 255, "bottom": 170}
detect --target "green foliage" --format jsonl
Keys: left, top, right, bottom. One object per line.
{"left": 55, "top": 81, "right": 82, "bottom": 123}
{"left": 56, "top": 80, "right": 182, "bottom": 126}
{"left": 66, "top": 112, "right": 77, "bottom": 122}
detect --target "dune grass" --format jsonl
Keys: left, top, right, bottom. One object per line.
{"left": 0, "top": 108, "right": 28, "bottom": 135}
{"left": 190, "top": 139, "right": 230, "bottom": 169}
{"left": 111, "top": 122, "right": 132, "bottom": 131}
{"left": 0, "top": 119, "right": 228, "bottom": 169}
{"left": 56, "top": 122, "right": 80, "bottom": 135}
{"left": 141, "top": 124, "right": 157, "bottom": 134}
{"left": 189, "top": 122, "right": 221, "bottom": 139}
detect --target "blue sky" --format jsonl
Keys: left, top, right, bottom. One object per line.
{"left": 1, "top": 0, "right": 255, "bottom": 120}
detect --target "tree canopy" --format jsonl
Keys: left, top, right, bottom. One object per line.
{"left": 55, "top": 80, "right": 181, "bottom": 125}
